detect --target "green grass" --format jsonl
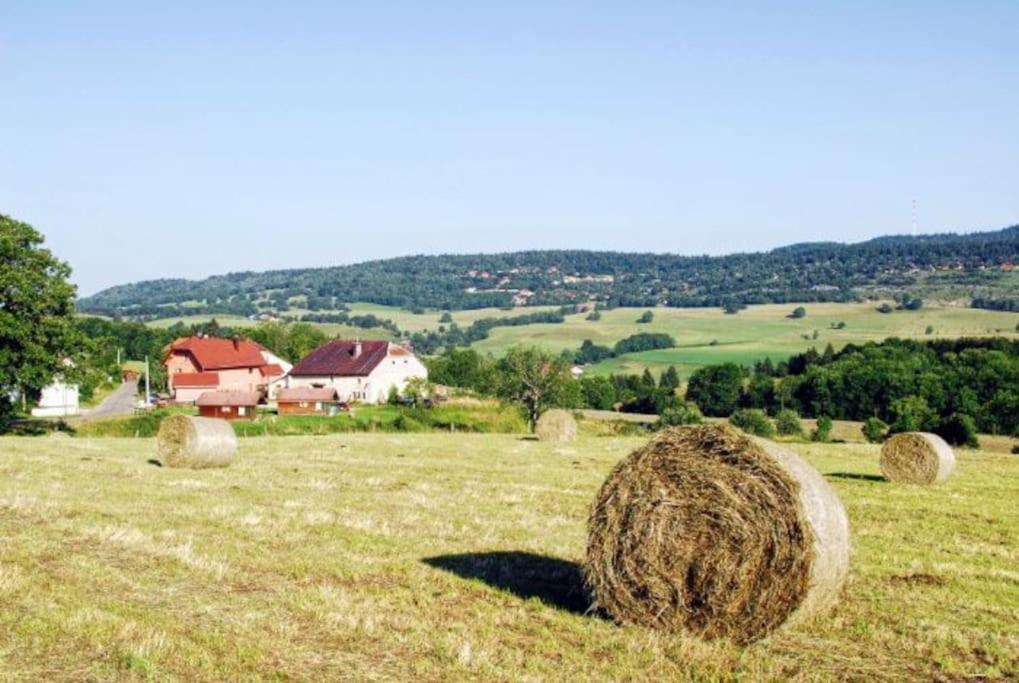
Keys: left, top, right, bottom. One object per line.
{"left": 0, "top": 433, "right": 1015, "bottom": 679}
{"left": 472, "top": 302, "right": 1019, "bottom": 377}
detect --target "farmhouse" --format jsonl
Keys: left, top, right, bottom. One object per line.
{"left": 286, "top": 340, "right": 427, "bottom": 404}
{"left": 164, "top": 337, "right": 289, "bottom": 403}
{"left": 195, "top": 390, "right": 260, "bottom": 420}
{"left": 276, "top": 387, "right": 338, "bottom": 415}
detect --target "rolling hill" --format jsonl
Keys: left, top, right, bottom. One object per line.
{"left": 78, "top": 224, "right": 1019, "bottom": 319}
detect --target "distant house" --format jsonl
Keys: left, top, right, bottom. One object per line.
{"left": 286, "top": 340, "right": 427, "bottom": 404}
{"left": 164, "top": 337, "right": 289, "bottom": 403}
{"left": 277, "top": 387, "right": 338, "bottom": 415}
{"left": 30, "top": 381, "right": 80, "bottom": 417}
{"left": 196, "top": 390, "right": 260, "bottom": 420}
{"left": 122, "top": 369, "right": 140, "bottom": 383}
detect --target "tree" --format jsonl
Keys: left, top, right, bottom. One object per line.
{"left": 904, "top": 297, "right": 924, "bottom": 311}
{"left": 862, "top": 417, "right": 888, "bottom": 443}
{"left": 790, "top": 306, "right": 807, "bottom": 319}
{"left": 637, "top": 310, "right": 654, "bottom": 324}
{"left": 439, "top": 311, "right": 453, "bottom": 323}
{"left": 659, "top": 401, "right": 703, "bottom": 427}
{"left": 775, "top": 409, "right": 804, "bottom": 436}
{"left": 811, "top": 415, "right": 833, "bottom": 442}
{"left": 730, "top": 409, "right": 776, "bottom": 437}
{"left": 659, "top": 366, "right": 680, "bottom": 391}
{"left": 0, "top": 215, "right": 78, "bottom": 429}
{"left": 934, "top": 413, "right": 979, "bottom": 448}
{"left": 742, "top": 373, "right": 774, "bottom": 409}
{"left": 495, "top": 346, "right": 575, "bottom": 432}
{"left": 586, "top": 310, "right": 602, "bottom": 321}
{"left": 686, "top": 363, "right": 743, "bottom": 416}
{"left": 890, "top": 395, "right": 937, "bottom": 433}
{"left": 580, "top": 376, "right": 616, "bottom": 410}
{"left": 877, "top": 302, "right": 894, "bottom": 314}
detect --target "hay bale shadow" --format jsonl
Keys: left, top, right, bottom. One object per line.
{"left": 826, "top": 472, "right": 884, "bottom": 482}
{"left": 423, "top": 551, "right": 591, "bottom": 615}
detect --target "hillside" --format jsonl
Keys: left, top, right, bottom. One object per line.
{"left": 77, "top": 225, "right": 1019, "bottom": 318}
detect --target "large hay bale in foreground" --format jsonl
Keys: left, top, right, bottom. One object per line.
{"left": 880, "top": 432, "right": 955, "bottom": 484}
{"left": 586, "top": 424, "right": 850, "bottom": 644}
{"left": 535, "top": 409, "right": 577, "bottom": 443}
{"left": 156, "top": 415, "right": 237, "bottom": 469}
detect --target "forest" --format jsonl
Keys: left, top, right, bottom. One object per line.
{"left": 77, "top": 224, "right": 1019, "bottom": 317}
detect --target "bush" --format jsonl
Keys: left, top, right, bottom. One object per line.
{"left": 774, "top": 409, "right": 804, "bottom": 436}
{"left": 659, "top": 401, "right": 703, "bottom": 428}
{"left": 790, "top": 306, "right": 806, "bottom": 319}
{"left": 811, "top": 415, "right": 833, "bottom": 442}
{"left": 877, "top": 302, "right": 894, "bottom": 314}
{"left": 1012, "top": 444, "right": 1019, "bottom": 455}
{"left": 729, "top": 409, "right": 775, "bottom": 438}
{"left": 637, "top": 310, "right": 654, "bottom": 324}
{"left": 862, "top": 417, "right": 888, "bottom": 444}
{"left": 934, "top": 413, "right": 980, "bottom": 448}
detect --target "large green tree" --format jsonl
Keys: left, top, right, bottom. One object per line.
{"left": 0, "top": 215, "right": 78, "bottom": 427}
{"left": 495, "top": 346, "right": 576, "bottom": 431}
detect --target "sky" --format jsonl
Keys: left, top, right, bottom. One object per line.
{"left": 2, "top": 2, "right": 1017, "bottom": 296}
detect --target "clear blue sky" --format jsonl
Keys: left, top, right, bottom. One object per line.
{"left": 2, "top": 2, "right": 1016, "bottom": 295}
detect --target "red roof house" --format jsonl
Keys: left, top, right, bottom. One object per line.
{"left": 164, "top": 337, "right": 286, "bottom": 404}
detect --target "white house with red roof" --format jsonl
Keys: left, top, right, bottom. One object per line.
{"left": 285, "top": 340, "right": 426, "bottom": 404}
{"left": 164, "top": 337, "right": 290, "bottom": 404}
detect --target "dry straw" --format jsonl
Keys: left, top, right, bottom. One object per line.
{"left": 535, "top": 409, "right": 578, "bottom": 443}
{"left": 156, "top": 415, "right": 237, "bottom": 468}
{"left": 880, "top": 432, "right": 955, "bottom": 484}
{"left": 585, "top": 424, "right": 850, "bottom": 644}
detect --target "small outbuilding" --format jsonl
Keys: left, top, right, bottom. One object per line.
{"left": 276, "top": 387, "right": 338, "bottom": 415}
{"left": 195, "top": 390, "right": 261, "bottom": 420}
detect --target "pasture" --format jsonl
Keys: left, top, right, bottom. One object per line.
{"left": 471, "top": 303, "right": 1019, "bottom": 377}
{"left": 0, "top": 433, "right": 1015, "bottom": 680}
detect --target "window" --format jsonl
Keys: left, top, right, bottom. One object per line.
{"left": 315, "top": 402, "right": 322, "bottom": 410}
{"left": 238, "top": 407, "right": 247, "bottom": 416}
{"left": 221, "top": 406, "right": 231, "bottom": 413}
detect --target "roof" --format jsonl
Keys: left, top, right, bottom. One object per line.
{"left": 290, "top": 340, "right": 391, "bottom": 377}
{"left": 165, "top": 337, "right": 269, "bottom": 371}
{"left": 276, "top": 387, "right": 338, "bottom": 402}
{"left": 195, "top": 390, "right": 261, "bottom": 407}
{"left": 260, "top": 364, "right": 285, "bottom": 377}
{"left": 172, "top": 372, "right": 220, "bottom": 387}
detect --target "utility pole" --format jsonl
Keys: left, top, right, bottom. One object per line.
{"left": 144, "top": 355, "right": 151, "bottom": 406}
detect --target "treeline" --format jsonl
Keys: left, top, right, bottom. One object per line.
{"left": 408, "top": 310, "right": 567, "bottom": 355}
{"left": 971, "top": 296, "right": 1019, "bottom": 312}
{"left": 573, "top": 333, "right": 676, "bottom": 363}
{"left": 78, "top": 225, "right": 1019, "bottom": 317}
{"left": 298, "top": 311, "right": 401, "bottom": 334}
{"left": 686, "top": 338, "right": 1019, "bottom": 439}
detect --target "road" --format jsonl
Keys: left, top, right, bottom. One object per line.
{"left": 83, "top": 381, "right": 139, "bottom": 420}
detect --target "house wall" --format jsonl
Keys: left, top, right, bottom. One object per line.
{"left": 285, "top": 349, "right": 428, "bottom": 404}
{"left": 166, "top": 350, "right": 267, "bottom": 402}
{"left": 174, "top": 386, "right": 212, "bottom": 404}
{"left": 197, "top": 404, "right": 256, "bottom": 420}
{"left": 278, "top": 401, "right": 328, "bottom": 415}
{"left": 30, "top": 382, "right": 80, "bottom": 417}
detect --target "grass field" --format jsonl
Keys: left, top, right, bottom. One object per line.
{"left": 1, "top": 433, "right": 1015, "bottom": 680}
{"left": 472, "top": 303, "right": 1019, "bottom": 377}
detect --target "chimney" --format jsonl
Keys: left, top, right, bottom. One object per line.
{"left": 353, "top": 340, "right": 362, "bottom": 358}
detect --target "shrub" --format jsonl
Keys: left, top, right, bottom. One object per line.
{"left": 811, "top": 415, "right": 833, "bottom": 443}
{"left": 862, "top": 417, "right": 888, "bottom": 444}
{"left": 877, "top": 302, "right": 894, "bottom": 314}
{"left": 934, "top": 413, "right": 980, "bottom": 448}
{"left": 637, "top": 310, "right": 654, "bottom": 324}
{"left": 774, "top": 409, "right": 804, "bottom": 436}
{"left": 586, "top": 310, "right": 601, "bottom": 321}
{"left": 659, "top": 401, "right": 703, "bottom": 428}
{"left": 729, "top": 409, "right": 775, "bottom": 438}
{"left": 790, "top": 306, "right": 806, "bottom": 319}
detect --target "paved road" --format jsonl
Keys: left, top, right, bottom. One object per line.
{"left": 83, "top": 381, "right": 139, "bottom": 420}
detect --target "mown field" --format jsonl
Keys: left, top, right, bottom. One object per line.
{"left": 0, "top": 433, "right": 1015, "bottom": 680}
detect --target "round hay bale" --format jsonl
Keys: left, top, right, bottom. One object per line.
{"left": 535, "top": 409, "right": 577, "bottom": 443}
{"left": 880, "top": 432, "right": 955, "bottom": 484}
{"left": 156, "top": 415, "right": 237, "bottom": 469}
{"left": 585, "top": 424, "right": 850, "bottom": 644}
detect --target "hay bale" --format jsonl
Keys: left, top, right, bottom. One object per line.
{"left": 535, "top": 409, "right": 577, "bottom": 443}
{"left": 880, "top": 432, "right": 955, "bottom": 484}
{"left": 585, "top": 424, "right": 850, "bottom": 644}
{"left": 156, "top": 415, "right": 237, "bottom": 469}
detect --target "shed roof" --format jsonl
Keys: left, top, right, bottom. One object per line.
{"left": 277, "top": 387, "right": 338, "bottom": 402}
{"left": 195, "top": 390, "right": 262, "bottom": 407}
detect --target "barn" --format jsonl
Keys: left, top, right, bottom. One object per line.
{"left": 195, "top": 390, "right": 261, "bottom": 420}
{"left": 276, "top": 387, "right": 338, "bottom": 415}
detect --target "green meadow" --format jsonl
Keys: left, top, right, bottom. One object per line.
{"left": 0, "top": 433, "right": 1015, "bottom": 680}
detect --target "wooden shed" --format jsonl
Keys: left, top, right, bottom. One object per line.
{"left": 195, "top": 390, "right": 261, "bottom": 420}
{"left": 276, "top": 387, "right": 338, "bottom": 415}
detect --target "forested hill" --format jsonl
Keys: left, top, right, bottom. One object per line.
{"left": 79, "top": 224, "right": 1019, "bottom": 318}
